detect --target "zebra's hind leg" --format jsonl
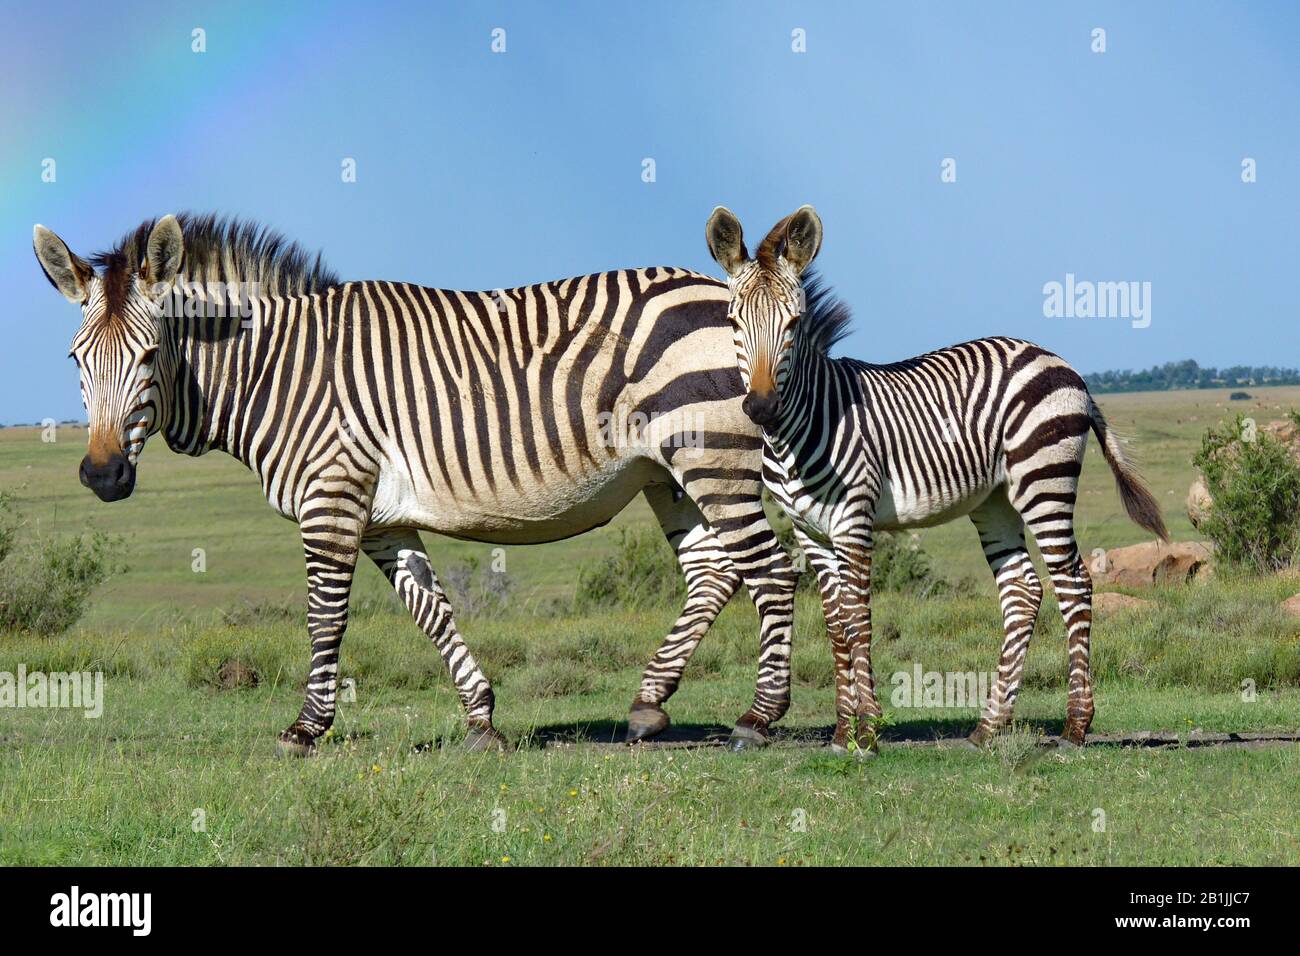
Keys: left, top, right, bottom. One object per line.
{"left": 1009, "top": 437, "right": 1094, "bottom": 746}
{"left": 967, "top": 490, "right": 1044, "bottom": 747}
{"left": 627, "top": 484, "right": 742, "bottom": 743}
{"left": 791, "top": 528, "right": 855, "bottom": 752}
{"left": 361, "top": 528, "right": 505, "bottom": 753}
{"left": 719, "top": 516, "right": 798, "bottom": 750}
{"left": 278, "top": 499, "right": 366, "bottom": 757}
{"left": 1038, "top": 541, "right": 1093, "bottom": 747}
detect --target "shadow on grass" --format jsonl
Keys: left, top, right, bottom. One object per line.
{"left": 414, "top": 719, "right": 1300, "bottom": 753}
{"left": 519, "top": 716, "right": 1069, "bottom": 749}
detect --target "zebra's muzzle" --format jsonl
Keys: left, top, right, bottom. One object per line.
{"left": 742, "top": 390, "right": 781, "bottom": 429}
{"left": 79, "top": 453, "right": 136, "bottom": 502}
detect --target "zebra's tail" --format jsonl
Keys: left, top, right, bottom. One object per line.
{"left": 1088, "top": 397, "right": 1169, "bottom": 542}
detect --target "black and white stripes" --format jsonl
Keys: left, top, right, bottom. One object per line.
{"left": 35, "top": 212, "right": 800, "bottom": 753}
{"left": 707, "top": 206, "right": 1169, "bottom": 751}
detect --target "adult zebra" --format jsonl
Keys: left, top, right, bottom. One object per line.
{"left": 705, "top": 205, "right": 1168, "bottom": 754}
{"left": 33, "top": 212, "right": 799, "bottom": 753}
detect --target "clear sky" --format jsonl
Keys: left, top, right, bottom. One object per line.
{"left": 2, "top": 0, "right": 1297, "bottom": 423}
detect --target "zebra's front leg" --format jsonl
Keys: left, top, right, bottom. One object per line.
{"left": 838, "top": 526, "right": 883, "bottom": 756}
{"left": 791, "top": 528, "right": 855, "bottom": 752}
{"left": 361, "top": 529, "right": 505, "bottom": 752}
{"left": 277, "top": 508, "right": 366, "bottom": 757}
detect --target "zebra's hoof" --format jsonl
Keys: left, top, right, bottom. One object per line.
{"left": 625, "top": 703, "right": 670, "bottom": 743}
{"left": 727, "top": 723, "right": 769, "bottom": 752}
{"left": 463, "top": 725, "right": 508, "bottom": 753}
{"left": 276, "top": 730, "right": 316, "bottom": 758}
{"left": 1060, "top": 720, "right": 1089, "bottom": 749}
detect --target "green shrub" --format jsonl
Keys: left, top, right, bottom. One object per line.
{"left": 873, "top": 533, "right": 953, "bottom": 595}
{"left": 574, "top": 527, "right": 683, "bottom": 612}
{"left": 0, "top": 496, "right": 121, "bottom": 636}
{"left": 1193, "top": 413, "right": 1300, "bottom": 571}
{"left": 183, "top": 626, "right": 300, "bottom": 690}
{"left": 509, "top": 659, "right": 597, "bottom": 701}
{"left": 441, "top": 556, "right": 515, "bottom": 617}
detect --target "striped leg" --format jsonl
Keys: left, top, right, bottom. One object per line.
{"left": 1040, "top": 542, "right": 1093, "bottom": 745}
{"left": 362, "top": 528, "right": 504, "bottom": 752}
{"left": 278, "top": 498, "right": 366, "bottom": 755}
{"left": 627, "top": 484, "right": 742, "bottom": 741}
{"left": 792, "top": 527, "right": 855, "bottom": 751}
{"left": 837, "top": 528, "right": 883, "bottom": 754}
{"left": 681, "top": 491, "right": 797, "bottom": 749}
{"left": 968, "top": 491, "right": 1044, "bottom": 745}
{"left": 1010, "top": 453, "right": 1094, "bottom": 746}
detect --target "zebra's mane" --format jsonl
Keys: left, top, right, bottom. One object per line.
{"left": 799, "top": 271, "right": 853, "bottom": 355}
{"left": 90, "top": 212, "right": 339, "bottom": 298}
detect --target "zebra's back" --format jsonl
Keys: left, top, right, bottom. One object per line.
{"left": 775, "top": 336, "right": 1092, "bottom": 532}
{"left": 323, "top": 269, "right": 755, "bottom": 541}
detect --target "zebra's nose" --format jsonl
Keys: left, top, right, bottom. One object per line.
{"left": 79, "top": 453, "right": 136, "bottom": 502}
{"left": 742, "top": 390, "right": 781, "bottom": 428}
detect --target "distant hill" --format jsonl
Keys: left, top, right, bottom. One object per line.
{"left": 1084, "top": 360, "right": 1300, "bottom": 394}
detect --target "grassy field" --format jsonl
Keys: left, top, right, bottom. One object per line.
{"left": 2, "top": 387, "right": 1299, "bottom": 865}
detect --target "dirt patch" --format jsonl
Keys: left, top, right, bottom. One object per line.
{"left": 1093, "top": 592, "right": 1156, "bottom": 615}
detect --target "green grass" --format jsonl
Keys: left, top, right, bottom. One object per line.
{"left": 2, "top": 387, "right": 1299, "bottom": 865}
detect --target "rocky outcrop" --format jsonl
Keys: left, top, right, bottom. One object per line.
{"left": 1092, "top": 540, "right": 1213, "bottom": 588}
{"left": 1186, "top": 476, "right": 1213, "bottom": 530}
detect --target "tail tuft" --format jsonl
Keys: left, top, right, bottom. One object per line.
{"left": 1089, "top": 398, "right": 1169, "bottom": 542}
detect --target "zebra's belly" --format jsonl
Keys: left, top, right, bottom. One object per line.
{"left": 873, "top": 478, "right": 995, "bottom": 531}
{"left": 369, "top": 454, "right": 664, "bottom": 545}
{"left": 775, "top": 476, "right": 995, "bottom": 543}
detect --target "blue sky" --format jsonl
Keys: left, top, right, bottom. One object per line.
{"left": 2, "top": 0, "right": 1297, "bottom": 423}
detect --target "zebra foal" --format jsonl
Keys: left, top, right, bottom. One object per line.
{"left": 705, "top": 205, "right": 1168, "bottom": 753}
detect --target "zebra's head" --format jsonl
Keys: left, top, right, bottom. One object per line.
{"left": 706, "top": 205, "right": 823, "bottom": 428}
{"left": 33, "top": 216, "right": 184, "bottom": 502}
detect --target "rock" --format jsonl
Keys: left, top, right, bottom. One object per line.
{"left": 1263, "top": 418, "right": 1300, "bottom": 453}
{"left": 1093, "top": 592, "right": 1155, "bottom": 615}
{"left": 1186, "top": 476, "right": 1213, "bottom": 530}
{"left": 217, "top": 659, "right": 259, "bottom": 690}
{"left": 1092, "top": 541, "right": 1213, "bottom": 588}
{"left": 1281, "top": 594, "right": 1300, "bottom": 618}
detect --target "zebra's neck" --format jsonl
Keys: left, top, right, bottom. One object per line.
{"left": 158, "top": 290, "right": 330, "bottom": 462}
{"left": 767, "top": 325, "right": 841, "bottom": 448}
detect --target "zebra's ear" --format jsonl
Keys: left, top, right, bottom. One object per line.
{"left": 706, "top": 206, "right": 748, "bottom": 277}
{"left": 783, "top": 205, "right": 822, "bottom": 276}
{"left": 33, "top": 225, "right": 93, "bottom": 304}
{"left": 142, "top": 214, "right": 185, "bottom": 290}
